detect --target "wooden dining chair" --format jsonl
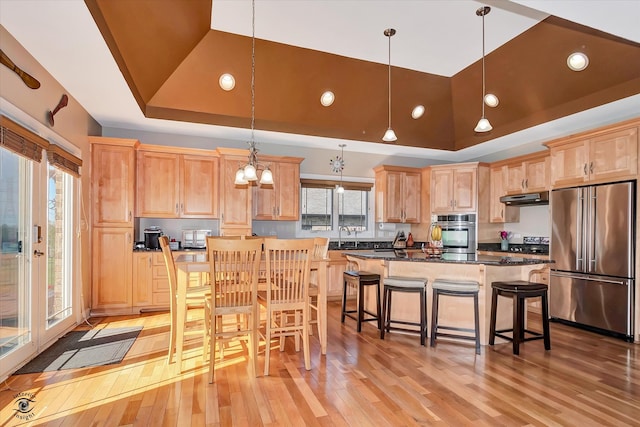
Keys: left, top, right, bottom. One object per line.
{"left": 159, "top": 236, "right": 210, "bottom": 370}
{"left": 205, "top": 236, "right": 263, "bottom": 383}
{"left": 258, "top": 238, "right": 315, "bottom": 375}
{"left": 308, "top": 237, "right": 329, "bottom": 343}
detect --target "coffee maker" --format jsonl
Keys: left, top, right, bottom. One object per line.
{"left": 143, "top": 226, "right": 163, "bottom": 250}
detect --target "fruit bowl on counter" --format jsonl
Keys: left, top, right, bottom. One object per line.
{"left": 421, "top": 243, "right": 443, "bottom": 258}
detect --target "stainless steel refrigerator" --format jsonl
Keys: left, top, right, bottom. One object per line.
{"left": 550, "top": 181, "right": 635, "bottom": 340}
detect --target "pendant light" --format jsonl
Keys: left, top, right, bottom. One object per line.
{"left": 234, "top": 0, "right": 273, "bottom": 186}
{"left": 335, "top": 144, "right": 346, "bottom": 194}
{"left": 474, "top": 6, "right": 493, "bottom": 133}
{"left": 382, "top": 28, "right": 397, "bottom": 142}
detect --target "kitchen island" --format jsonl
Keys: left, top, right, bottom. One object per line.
{"left": 344, "top": 250, "right": 554, "bottom": 346}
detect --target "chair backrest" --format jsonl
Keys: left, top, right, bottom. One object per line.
{"left": 159, "top": 235, "right": 178, "bottom": 311}
{"left": 312, "top": 237, "right": 330, "bottom": 260}
{"left": 263, "top": 238, "right": 315, "bottom": 304}
{"left": 206, "top": 236, "right": 263, "bottom": 309}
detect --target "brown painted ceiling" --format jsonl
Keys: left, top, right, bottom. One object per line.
{"left": 85, "top": 0, "right": 640, "bottom": 152}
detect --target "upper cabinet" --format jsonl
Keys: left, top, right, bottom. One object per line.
{"left": 374, "top": 165, "right": 421, "bottom": 223}
{"left": 253, "top": 157, "right": 302, "bottom": 221}
{"left": 217, "top": 148, "right": 253, "bottom": 236}
{"left": 489, "top": 166, "right": 520, "bottom": 224}
{"left": 503, "top": 152, "right": 549, "bottom": 195}
{"left": 136, "top": 145, "right": 219, "bottom": 218}
{"left": 430, "top": 164, "right": 479, "bottom": 213}
{"left": 90, "top": 137, "right": 138, "bottom": 227}
{"left": 546, "top": 122, "right": 638, "bottom": 188}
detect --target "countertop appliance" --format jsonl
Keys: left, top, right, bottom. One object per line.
{"left": 392, "top": 231, "right": 407, "bottom": 249}
{"left": 550, "top": 181, "right": 635, "bottom": 340}
{"left": 435, "top": 214, "right": 476, "bottom": 254}
{"left": 143, "top": 227, "right": 163, "bottom": 250}
{"left": 182, "top": 229, "right": 212, "bottom": 249}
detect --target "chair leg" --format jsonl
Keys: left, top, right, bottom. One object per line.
{"left": 512, "top": 294, "right": 521, "bottom": 355}
{"left": 208, "top": 314, "right": 217, "bottom": 384}
{"left": 380, "top": 287, "right": 388, "bottom": 339}
{"left": 375, "top": 282, "right": 382, "bottom": 330}
{"left": 473, "top": 292, "right": 481, "bottom": 355}
{"left": 541, "top": 291, "right": 551, "bottom": 350}
{"left": 419, "top": 288, "right": 426, "bottom": 346}
{"left": 264, "top": 311, "right": 272, "bottom": 376}
{"left": 430, "top": 289, "right": 439, "bottom": 347}
{"left": 341, "top": 278, "right": 348, "bottom": 323}
{"left": 357, "top": 280, "right": 364, "bottom": 332}
{"left": 302, "top": 308, "right": 311, "bottom": 371}
{"left": 167, "top": 309, "right": 177, "bottom": 365}
{"left": 489, "top": 289, "right": 498, "bottom": 346}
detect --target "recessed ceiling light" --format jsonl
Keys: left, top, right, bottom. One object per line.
{"left": 567, "top": 52, "right": 589, "bottom": 71}
{"left": 320, "top": 91, "right": 335, "bottom": 107}
{"left": 219, "top": 73, "right": 235, "bottom": 91}
{"left": 484, "top": 93, "right": 499, "bottom": 107}
{"left": 411, "top": 105, "right": 425, "bottom": 119}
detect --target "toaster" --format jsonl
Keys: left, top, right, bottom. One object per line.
{"left": 182, "top": 229, "right": 212, "bottom": 249}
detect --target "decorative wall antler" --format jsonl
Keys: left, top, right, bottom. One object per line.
{"left": 47, "top": 94, "right": 69, "bottom": 126}
{"left": 0, "top": 49, "right": 41, "bottom": 89}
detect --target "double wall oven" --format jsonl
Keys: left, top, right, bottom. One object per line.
{"left": 435, "top": 214, "right": 477, "bottom": 254}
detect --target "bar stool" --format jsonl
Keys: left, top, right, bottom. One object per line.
{"left": 430, "top": 279, "right": 481, "bottom": 355}
{"left": 341, "top": 271, "right": 381, "bottom": 332}
{"left": 380, "top": 277, "right": 429, "bottom": 345}
{"left": 489, "top": 280, "right": 550, "bottom": 355}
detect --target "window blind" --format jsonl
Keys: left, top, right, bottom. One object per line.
{"left": 0, "top": 115, "right": 49, "bottom": 162}
{"left": 300, "top": 178, "right": 373, "bottom": 191}
{"left": 47, "top": 144, "right": 83, "bottom": 177}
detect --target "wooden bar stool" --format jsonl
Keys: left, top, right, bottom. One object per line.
{"left": 341, "top": 271, "right": 381, "bottom": 332}
{"left": 380, "top": 277, "right": 429, "bottom": 345}
{"left": 489, "top": 280, "right": 550, "bottom": 355}
{"left": 430, "top": 279, "right": 481, "bottom": 354}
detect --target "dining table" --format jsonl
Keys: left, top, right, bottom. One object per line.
{"left": 173, "top": 252, "right": 329, "bottom": 366}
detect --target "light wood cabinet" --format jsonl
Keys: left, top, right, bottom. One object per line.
{"left": 92, "top": 227, "right": 133, "bottom": 312}
{"left": 326, "top": 251, "right": 348, "bottom": 298}
{"left": 503, "top": 152, "right": 549, "bottom": 195}
{"left": 253, "top": 159, "right": 302, "bottom": 220}
{"left": 218, "top": 148, "right": 253, "bottom": 236}
{"left": 132, "top": 252, "right": 153, "bottom": 307}
{"left": 489, "top": 166, "right": 519, "bottom": 223}
{"left": 90, "top": 137, "right": 138, "bottom": 227}
{"left": 546, "top": 124, "right": 638, "bottom": 188}
{"left": 136, "top": 145, "right": 219, "bottom": 218}
{"left": 430, "top": 164, "right": 478, "bottom": 213}
{"left": 374, "top": 165, "right": 421, "bottom": 223}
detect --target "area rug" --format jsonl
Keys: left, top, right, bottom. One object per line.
{"left": 15, "top": 326, "right": 142, "bottom": 374}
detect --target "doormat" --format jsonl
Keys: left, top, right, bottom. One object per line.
{"left": 14, "top": 326, "right": 142, "bottom": 374}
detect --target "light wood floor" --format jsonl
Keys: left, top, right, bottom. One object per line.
{"left": 1, "top": 301, "right": 639, "bottom": 426}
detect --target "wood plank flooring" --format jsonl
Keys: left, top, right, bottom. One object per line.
{"left": 1, "top": 302, "right": 639, "bottom": 426}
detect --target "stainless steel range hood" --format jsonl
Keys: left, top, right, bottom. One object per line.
{"left": 500, "top": 191, "right": 549, "bottom": 206}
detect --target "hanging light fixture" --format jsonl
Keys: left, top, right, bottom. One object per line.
{"left": 382, "top": 28, "right": 397, "bottom": 142}
{"left": 331, "top": 144, "right": 346, "bottom": 194}
{"left": 474, "top": 6, "right": 493, "bottom": 133}
{"left": 235, "top": 0, "right": 273, "bottom": 186}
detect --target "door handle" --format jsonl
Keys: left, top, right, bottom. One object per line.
{"left": 34, "top": 250, "right": 45, "bottom": 257}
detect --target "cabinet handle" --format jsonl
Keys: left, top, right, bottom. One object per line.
{"left": 589, "top": 162, "right": 594, "bottom": 174}
{"left": 175, "top": 203, "right": 179, "bottom": 214}
{"left": 525, "top": 179, "right": 528, "bottom": 188}
{"left": 181, "top": 203, "right": 184, "bottom": 213}
{"left": 521, "top": 179, "right": 525, "bottom": 189}
{"left": 501, "top": 208, "right": 503, "bottom": 218}
{"left": 129, "top": 211, "right": 132, "bottom": 222}
{"left": 148, "top": 258, "right": 152, "bottom": 267}
{"left": 127, "top": 233, "right": 131, "bottom": 244}
{"left": 584, "top": 163, "right": 588, "bottom": 175}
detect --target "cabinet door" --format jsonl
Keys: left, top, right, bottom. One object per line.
{"left": 524, "top": 156, "right": 549, "bottom": 192}
{"left": 589, "top": 127, "right": 638, "bottom": 182}
{"left": 504, "top": 163, "right": 524, "bottom": 195}
{"left": 489, "top": 167, "right": 519, "bottom": 223}
{"left": 181, "top": 155, "right": 218, "bottom": 218}
{"left": 326, "top": 252, "right": 347, "bottom": 297}
{"left": 220, "top": 155, "right": 252, "bottom": 232}
{"left": 137, "top": 151, "right": 180, "bottom": 217}
{"left": 452, "top": 167, "right": 477, "bottom": 212}
{"left": 253, "top": 182, "right": 276, "bottom": 220}
{"left": 431, "top": 169, "right": 453, "bottom": 213}
{"left": 92, "top": 144, "right": 135, "bottom": 227}
{"left": 92, "top": 227, "right": 132, "bottom": 310}
{"left": 132, "top": 252, "right": 152, "bottom": 307}
{"left": 275, "top": 162, "right": 300, "bottom": 220}
{"left": 402, "top": 172, "right": 421, "bottom": 223}
{"left": 382, "top": 171, "right": 405, "bottom": 222}
{"left": 549, "top": 140, "right": 589, "bottom": 187}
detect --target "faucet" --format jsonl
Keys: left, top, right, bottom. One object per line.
{"left": 353, "top": 229, "right": 359, "bottom": 248}
{"left": 338, "top": 226, "right": 350, "bottom": 247}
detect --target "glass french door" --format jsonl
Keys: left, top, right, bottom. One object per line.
{"left": 0, "top": 146, "right": 76, "bottom": 379}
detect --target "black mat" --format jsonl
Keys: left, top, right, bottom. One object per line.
{"left": 15, "top": 326, "right": 142, "bottom": 374}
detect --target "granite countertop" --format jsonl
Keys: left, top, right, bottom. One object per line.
{"left": 132, "top": 247, "right": 206, "bottom": 252}
{"left": 344, "top": 250, "right": 554, "bottom": 266}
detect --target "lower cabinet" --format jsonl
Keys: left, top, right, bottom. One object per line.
{"left": 92, "top": 227, "right": 133, "bottom": 313}
{"left": 132, "top": 252, "right": 153, "bottom": 307}
{"left": 327, "top": 251, "right": 348, "bottom": 299}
